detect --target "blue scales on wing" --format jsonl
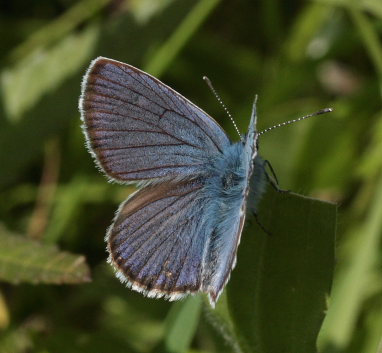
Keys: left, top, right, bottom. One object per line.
{"left": 80, "top": 57, "right": 230, "bottom": 182}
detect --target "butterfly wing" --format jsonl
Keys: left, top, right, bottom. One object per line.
{"left": 79, "top": 57, "right": 230, "bottom": 182}
{"left": 80, "top": 57, "right": 261, "bottom": 305}
{"left": 107, "top": 178, "right": 214, "bottom": 300}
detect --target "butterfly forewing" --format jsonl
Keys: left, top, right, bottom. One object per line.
{"left": 80, "top": 57, "right": 230, "bottom": 182}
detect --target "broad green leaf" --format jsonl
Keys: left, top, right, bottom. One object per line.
{"left": 227, "top": 186, "right": 336, "bottom": 353}
{"left": 163, "top": 296, "right": 203, "bottom": 353}
{"left": 0, "top": 227, "right": 91, "bottom": 284}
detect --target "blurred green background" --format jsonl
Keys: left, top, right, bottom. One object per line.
{"left": 0, "top": 0, "right": 381, "bottom": 352}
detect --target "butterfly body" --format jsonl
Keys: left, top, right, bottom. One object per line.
{"left": 80, "top": 57, "right": 266, "bottom": 306}
{"left": 201, "top": 141, "right": 265, "bottom": 301}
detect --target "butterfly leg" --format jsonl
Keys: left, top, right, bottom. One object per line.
{"left": 262, "top": 159, "right": 290, "bottom": 194}
{"left": 252, "top": 211, "right": 272, "bottom": 236}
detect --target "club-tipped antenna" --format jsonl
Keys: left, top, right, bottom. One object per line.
{"left": 203, "top": 76, "right": 241, "bottom": 139}
{"left": 258, "top": 108, "right": 333, "bottom": 136}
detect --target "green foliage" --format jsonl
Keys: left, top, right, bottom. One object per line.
{"left": 163, "top": 296, "right": 202, "bottom": 353}
{"left": 226, "top": 187, "right": 336, "bottom": 353}
{"left": 0, "top": 226, "right": 90, "bottom": 284}
{"left": 203, "top": 187, "right": 336, "bottom": 353}
{"left": 0, "top": 0, "right": 381, "bottom": 352}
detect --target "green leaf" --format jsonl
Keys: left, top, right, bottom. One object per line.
{"left": 163, "top": 296, "right": 203, "bottom": 353}
{"left": 0, "top": 226, "right": 91, "bottom": 284}
{"left": 227, "top": 186, "right": 336, "bottom": 353}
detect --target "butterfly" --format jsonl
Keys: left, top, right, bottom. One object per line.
{"left": 79, "top": 57, "right": 269, "bottom": 307}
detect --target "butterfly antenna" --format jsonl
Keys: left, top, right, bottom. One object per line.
{"left": 203, "top": 76, "right": 241, "bottom": 139}
{"left": 258, "top": 108, "right": 333, "bottom": 136}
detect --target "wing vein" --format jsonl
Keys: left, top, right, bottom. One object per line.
{"left": 97, "top": 143, "right": 184, "bottom": 151}
{"left": 124, "top": 68, "right": 170, "bottom": 108}
{"left": 158, "top": 81, "right": 224, "bottom": 154}
{"left": 114, "top": 164, "right": 202, "bottom": 176}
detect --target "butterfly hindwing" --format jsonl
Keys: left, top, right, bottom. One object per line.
{"left": 108, "top": 178, "right": 213, "bottom": 299}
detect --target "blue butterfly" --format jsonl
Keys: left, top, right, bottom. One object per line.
{"left": 79, "top": 57, "right": 272, "bottom": 306}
